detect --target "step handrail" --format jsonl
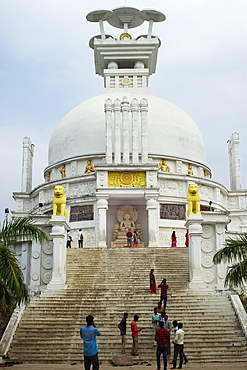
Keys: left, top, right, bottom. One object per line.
{"left": 230, "top": 294, "right": 247, "bottom": 339}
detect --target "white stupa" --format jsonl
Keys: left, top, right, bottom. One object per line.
{"left": 12, "top": 6, "right": 246, "bottom": 291}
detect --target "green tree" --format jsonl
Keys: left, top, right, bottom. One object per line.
{"left": 0, "top": 216, "right": 49, "bottom": 309}
{"left": 213, "top": 233, "right": 247, "bottom": 289}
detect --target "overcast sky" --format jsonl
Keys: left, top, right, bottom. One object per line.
{"left": 0, "top": 0, "right": 246, "bottom": 223}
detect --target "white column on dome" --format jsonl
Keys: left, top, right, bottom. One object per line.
{"left": 140, "top": 98, "right": 148, "bottom": 163}
{"left": 21, "top": 137, "right": 34, "bottom": 193}
{"left": 104, "top": 98, "right": 113, "bottom": 164}
{"left": 114, "top": 98, "right": 121, "bottom": 164}
{"left": 131, "top": 98, "right": 139, "bottom": 163}
{"left": 122, "top": 96, "right": 130, "bottom": 164}
{"left": 228, "top": 132, "right": 241, "bottom": 191}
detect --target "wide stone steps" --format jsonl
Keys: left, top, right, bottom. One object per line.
{"left": 8, "top": 247, "right": 247, "bottom": 363}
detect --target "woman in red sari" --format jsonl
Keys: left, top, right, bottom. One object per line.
{"left": 150, "top": 269, "right": 157, "bottom": 293}
{"left": 133, "top": 231, "right": 139, "bottom": 248}
{"left": 171, "top": 231, "right": 177, "bottom": 247}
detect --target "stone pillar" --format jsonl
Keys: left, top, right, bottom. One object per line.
{"left": 131, "top": 98, "right": 139, "bottom": 163}
{"left": 21, "top": 137, "right": 34, "bottom": 193}
{"left": 47, "top": 216, "right": 69, "bottom": 290}
{"left": 228, "top": 132, "right": 241, "bottom": 191}
{"left": 105, "top": 98, "right": 113, "bottom": 164}
{"left": 215, "top": 223, "right": 227, "bottom": 289}
{"left": 97, "top": 198, "right": 108, "bottom": 248}
{"left": 185, "top": 214, "right": 206, "bottom": 289}
{"left": 146, "top": 195, "right": 159, "bottom": 247}
{"left": 114, "top": 98, "right": 121, "bottom": 164}
{"left": 140, "top": 98, "right": 148, "bottom": 163}
{"left": 29, "top": 240, "right": 41, "bottom": 291}
{"left": 240, "top": 216, "right": 247, "bottom": 232}
{"left": 122, "top": 96, "right": 130, "bottom": 164}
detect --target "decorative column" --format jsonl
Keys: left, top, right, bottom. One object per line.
{"left": 21, "top": 137, "right": 34, "bottom": 193}
{"left": 105, "top": 98, "right": 113, "bottom": 164}
{"left": 114, "top": 98, "right": 121, "bottom": 164}
{"left": 185, "top": 214, "right": 206, "bottom": 289}
{"left": 97, "top": 197, "right": 109, "bottom": 248}
{"left": 140, "top": 98, "right": 148, "bottom": 163}
{"left": 215, "top": 222, "right": 227, "bottom": 289}
{"left": 131, "top": 98, "right": 139, "bottom": 163}
{"left": 47, "top": 216, "right": 69, "bottom": 290}
{"left": 122, "top": 96, "right": 130, "bottom": 164}
{"left": 146, "top": 192, "right": 159, "bottom": 247}
{"left": 29, "top": 240, "right": 41, "bottom": 291}
{"left": 228, "top": 132, "right": 241, "bottom": 191}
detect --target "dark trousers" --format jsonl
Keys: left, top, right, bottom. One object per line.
{"left": 159, "top": 297, "right": 167, "bottom": 309}
{"left": 84, "top": 353, "right": 99, "bottom": 370}
{"left": 67, "top": 241, "right": 71, "bottom": 248}
{"left": 156, "top": 346, "right": 167, "bottom": 370}
{"left": 173, "top": 344, "right": 183, "bottom": 368}
{"left": 78, "top": 240, "right": 83, "bottom": 248}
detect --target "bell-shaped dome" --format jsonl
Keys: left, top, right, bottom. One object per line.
{"left": 48, "top": 90, "right": 206, "bottom": 167}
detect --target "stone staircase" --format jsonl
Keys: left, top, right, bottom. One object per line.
{"left": 8, "top": 247, "right": 247, "bottom": 363}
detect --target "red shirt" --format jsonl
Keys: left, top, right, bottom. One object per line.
{"left": 126, "top": 231, "right": 133, "bottom": 237}
{"left": 155, "top": 328, "right": 170, "bottom": 347}
{"left": 131, "top": 320, "right": 140, "bottom": 337}
{"left": 158, "top": 283, "right": 169, "bottom": 298}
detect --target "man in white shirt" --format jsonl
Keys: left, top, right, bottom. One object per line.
{"left": 171, "top": 323, "right": 184, "bottom": 369}
{"left": 78, "top": 229, "right": 83, "bottom": 248}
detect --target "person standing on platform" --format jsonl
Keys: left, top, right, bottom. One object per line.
{"left": 80, "top": 315, "right": 101, "bottom": 370}
{"left": 78, "top": 229, "right": 83, "bottom": 248}
{"left": 171, "top": 231, "right": 177, "bottom": 247}
{"left": 131, "top": 315, "right": 142, "bottom": 356}
{"left": 67, "top": 230, "right": 73, "bottom": 248}
{"left": 133, "top": 231, "right": 139, "bottom": 247}
{"left": 150, "top": 269, "right": 157, "bottom": 293}
{"left": 163, "top": 314, "right": 172, "bottom": 358}
{"left": 185, "top": 230, "right": 189, "bottom": 247}
{"left": 155, "top": 320, "right": 170, "bottom": 370}
{"left": 118, "top": 313, "right": 128, "bottom": 354}
{"left": 170, "top": 320, "right": 178, "bottom": 366}
{"left": 171, "top": 323, "right": 185, "bottom": 369}
{"left": 158, "top": 278, "right": 169, "bottom": 310}
{"left": 152, "top": 307, "right": 161, "bottom": 333}
{"left": 126, "top": 228, "right": 133, "bottom": 248}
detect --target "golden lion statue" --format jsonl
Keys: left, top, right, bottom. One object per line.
{"left": 187, "top": 184, "right": 200, "bottom": 216}
{"left": 53, "top": 185, "right": 68, "bottom": 218}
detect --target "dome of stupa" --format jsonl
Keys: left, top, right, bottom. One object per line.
{"left": 48, "top": 90, "right": 206, "bottom": 167}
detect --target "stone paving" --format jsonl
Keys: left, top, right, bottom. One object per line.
{"left": 4, "top": 363, "right": 247, "bottom": 370}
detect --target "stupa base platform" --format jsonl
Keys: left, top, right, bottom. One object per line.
{"left": 111, "top": 241, "right": 145, "bottom": 248}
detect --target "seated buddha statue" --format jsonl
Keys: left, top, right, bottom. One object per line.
{"left": 119, "top": 213, "right": 135, "bottom": 232}
{"left": 158, "top": 159, "right": 170, "bottom": 172}
{"left": 85, "top": 160, "right": 94, "bottom": 174}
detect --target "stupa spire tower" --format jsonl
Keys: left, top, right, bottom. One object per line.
{"left": 86, "top": 7, "right": 166, "bottom": 90}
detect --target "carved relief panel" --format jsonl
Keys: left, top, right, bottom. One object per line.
{"left": 70, "top": 205, "right": 94, "bottom": 222}
{"left": 160, "top": 204, "right": 186, "bottom": 220}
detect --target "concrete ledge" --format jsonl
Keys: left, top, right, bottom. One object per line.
{"left": 0, "top": 304, "right": 26, "bottom": 356}
{"left": 230, "top": 294, "right": 247, "bottom": 339}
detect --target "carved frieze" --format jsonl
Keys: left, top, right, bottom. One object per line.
{"left": 202, "top": 268, "right": 215, "bottom": 283}
{"left": 176, "top": 161, "right": 182, "bottom": 174}
{"left": 199, "top": 185, "right": 214, "bottom": 201}
{"left": 160, "top": 204, "right": 186, "bottom": 220}
{"left": 45, "top": 188, "right": 54, "bottom": 204}
{"left": 70, "top": 181, "right": 95, "bottom": 198}
{"left": 227, "top": 196, "right": 239, "bottom": 210}
{"left": 159, "top": 180, "right": 186, "bottom": 197}
{"left": 108, "top": 171, "right": 146, "bottom": 187}
{"left": 202, "top": 225, "right": 214, "bottom": 239}
{"left": 70, "top": 204, "right": 94, "bottom": 222}
{"left": 41, "top": 271, "right": 52, "bottom": 284}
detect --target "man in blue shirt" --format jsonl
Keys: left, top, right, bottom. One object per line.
{"left": 80, "top": 315, "right": 101, "bottom": 370}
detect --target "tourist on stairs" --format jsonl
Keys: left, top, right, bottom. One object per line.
{"left": 150, "top": 269, "right": 157, "bottom": 293}
{"left": 158, "top": 278, "right": 169, "bottom": 310}
{"left": 155, "top": 320, "right": 170, "bottom": 370}
{"left": 126, "top": 228, "right": 133, "bottom": 247}
{"left": 185, "top": 230, "right": 189, "bottom": 247}
{"left": 78, "top": 229, "right": 83, "bottom": 248}
{"left": 157, "top": 301, "right": 165, "bottom": 314}
{"left": 133, "top": 231, "right": 139, "bottom": 247}
{"left": 152, "top": 307, "right": 161, "bottom": 333}
{"left": 162, "top": 314, "right": 172, "bottom": 358}
{"left": 171, "top": 231, "right": 177, "bottom": 247}
{"left": 171, "top": 323, "right": 185, "bottom": 369}
{"left": 80, "top": 315, "right": 101, "bottom": 370}
{"left": 131, "top": 315, "right": 142, "bottom": 357}
{"left": 118, "top": 313, "right": 128, "bottom": 354}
